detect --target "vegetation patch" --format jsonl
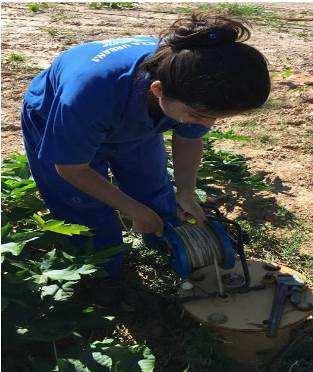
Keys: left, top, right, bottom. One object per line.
{"left": 88, "top": 2, "right": 136, "bottom": 10}
{"left": 2, "top": 131, "right": 312, "bottom": 372}
{"left": 27, "top": 2, "right": 49, "bottom": 13}
{"left": 5, "top": 52, "right": 26, "bottom": 64}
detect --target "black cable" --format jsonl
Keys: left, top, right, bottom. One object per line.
{"left": 202, "top": 205, "right": 251, "bottom": 290}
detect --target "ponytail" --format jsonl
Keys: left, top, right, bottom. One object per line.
{"left": 139, "top": 12, "right": 270, "bottom": 115}
{"left": 159, "top": 13, "right": 251, "bottom": 51}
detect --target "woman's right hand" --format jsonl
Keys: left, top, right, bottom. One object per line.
{"left": 131, "top": 205, "right": 164, "bottom": 237}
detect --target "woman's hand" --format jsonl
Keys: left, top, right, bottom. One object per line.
{"left": 131, "top": 205, "right": 164, "bottom": 237}
{"left": 176, "top": 191, "right": 206, "bottom": 226}
{"left": 56, "top": 163, "right": 164, "bottom": 236}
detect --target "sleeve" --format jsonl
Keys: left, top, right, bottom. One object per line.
{"left": 37, "top": 74, "right": 117, "bottom": 165}
{"left": 173, "top": 123, "right": 209, "bottom": 139}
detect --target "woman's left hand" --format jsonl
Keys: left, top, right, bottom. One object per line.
{"left": 175, "top": 191, "right": 206, "bottom": 226}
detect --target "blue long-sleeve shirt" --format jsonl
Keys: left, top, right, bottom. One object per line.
{"left": 24, "top": 35, "right": 209, "bottom": 164}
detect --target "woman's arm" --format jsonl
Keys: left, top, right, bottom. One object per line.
{"left": 55, "top": 164, "right": 164, "bottom": 236}
{"left": 172, "top": 133, "right": 206, "bottom": 224}
{"left": 172, "top": 134, "right": 203, "bottom": 194}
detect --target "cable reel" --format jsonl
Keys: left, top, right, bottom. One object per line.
{"left": 162, "top": 206, "right": 251, "bottom": 292}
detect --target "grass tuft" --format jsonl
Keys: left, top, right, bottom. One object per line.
{"left": 27, "top": 3, "right": 48, "bottom": 13}
{"left": 281, "top": 67, "right": 293, "bottom": 79}
{"left": 211, "top": 3, "right": 279, "bottom": 26}
{"left": 88, "top": 2, "right": 136, "bottom": 10}
{"left": 258, "top": 133, "right": 275, "bottom": 145}
{"left": 6, "top": 52, "right": 25, "bottom": 64}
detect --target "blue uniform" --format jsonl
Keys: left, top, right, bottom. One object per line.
{"left": 21, "top": 36, "right": 209, "bottom": 277}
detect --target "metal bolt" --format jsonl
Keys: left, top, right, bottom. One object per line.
{"left": 207, "top": 312, "right": 228, "bottom": 324}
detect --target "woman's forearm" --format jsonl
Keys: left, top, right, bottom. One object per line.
{"left": 55, "top": 164, "right": 143, "bottom": 218}
{"left": 172, "top": 133, "right": 203, "bottom": 195}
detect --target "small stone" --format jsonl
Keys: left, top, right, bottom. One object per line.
{"left": 263, "top": 263, "right": 281, "bottom": 272}
{"left": 207, "top": 312, "right": 228, "bottom": 324}
{"left": 181, "top": 281, "right": 194, "bottom": 291}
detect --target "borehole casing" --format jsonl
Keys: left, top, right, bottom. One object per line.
{"left": 182, "top": 259, "right": 313, "bottom": 369}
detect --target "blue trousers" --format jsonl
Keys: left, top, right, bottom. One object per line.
{"left": 21, "top": 102, "right": 179, "bottom": 277}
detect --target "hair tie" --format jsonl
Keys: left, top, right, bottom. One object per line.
{"left": 209, "top": 33, "right": 217, "bottom": 40}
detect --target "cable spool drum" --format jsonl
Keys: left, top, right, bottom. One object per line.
{"left": 181, "top": 259, "right": 313, "bottom": 370}
{"left": 164, "top": 217, "right": 238, "bottom": 280}
{"left": 174, "top": 223, "right": 224, "bottom": 269}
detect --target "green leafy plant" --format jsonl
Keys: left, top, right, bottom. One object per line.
{"left": 27, "top": 2, "right": 49, "bottom": 12}
{"left": 258, "top": 133, "right": 275, "bottom": 145}
{"left": 197, "top": 139, "right": 271, "bottom": 191}
{"left": 211, "top": 3, "right": 279, "bottom": 26}
{"left": 204, "top": 129, "right": 250, "bottom": 142}
{"left": 89, "top": 2, "right": 136, "bottom": 10}
{"left": 214, "top": 3, "right": 266, "bottom": 17}
{"left": 281, "top": 66, "right": 293, "bottom": 79}
{"left": 2, "top": 154, "right": 45, "bottom": 224}
{"left": 6, "top": 52, "right": 25, "bottom": 64}
{"left": 1, "top": 153, "right": 135, "bottom": 371}
{"left": 41, "top": 27, "right": 59, "bottom": 37}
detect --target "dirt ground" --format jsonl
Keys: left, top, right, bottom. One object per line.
{"left": 1, "top": 2, "right": 313, "bottom": 261}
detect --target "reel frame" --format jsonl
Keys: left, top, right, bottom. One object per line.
{"left": 163, "top": 205, "right": 251, "bottom": 292}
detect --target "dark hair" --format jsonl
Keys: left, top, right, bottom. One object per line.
{"left": 139, "top": 13, "right": 271, "bottom": 115}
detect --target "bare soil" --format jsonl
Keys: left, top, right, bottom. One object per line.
{"left": 2, "top": 2, "right": 313, "bottom": 260}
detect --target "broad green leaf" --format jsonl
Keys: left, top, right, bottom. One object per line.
{"left": 42, "top": 264, "right": 96, "bottom": 282}
{"left": 103, "top": 316, "right": 115, "bottom": 321}
{"left": 1, "top": 223, "right": 12, "bottom": 241}
{"left": 138, "top": 358, "right": 155, "bottom": 372}
{"left": 7, "top": 260, "right": 31, "bottom": 271}
{"left": 40, "top": 249, "right": 57, "bottom": 270}
{"left": 195, "top": 189, "right": 207, "bottom": 203}
{"left": 92, "top": 352, "right": 112, "bottom": 368}
{"left": 9, "top": 230, "right": 42, "bottom": 243}
{"left": 43, "top": 220, "right": 91, "bottom": 235}
{"left": 83, "top": 306, "right": 95, "bottom": 314}
{"left": 138, "top": 347, "right": 155, "bottom": 372}
{"left": 33, "top": 213, "right": 45, "bottom": 227}
{"left": 76, "top": 264, "right": 97, "bottom": 275}
{"left": 62, "top": 251, "right": 75, "bottom": 261}
{"left": 31, "top": 274, "right": 49, "bottom": 285}
{"left": 1, "top": 241, "right": 26, "bottom": 256}
{"left": 16, "top": 327, "right": 29, "bottom": 335}
{"left": 40, "top": 284, "right": 59, "bottom": 298}
{"left": 1, "top": 153, "right": 30, "bottom": 179}
{"left": 3, "top": 178, "right": 35, "bottom": 191}
{"left": 43, "top": 267, "right": 81, "bottom": 281}
{"left": 58, "top": 358, "right": 91, "bottom": 372}
{"left": 54, "top": 281, "right": 76, "bottom": 301}
{"left": 33, "top": 215, "right": 92, "bottom": 236}
{"left": 41, "top": 281, "right": 76, "bottom": 301}
{"left": 90, "top": 342, "right": 155, "bottom": 371}
{"left": 10, "top": 181, "right": 37, "bottom": 197}
{"left": 92, "top": 339, "right": 114, "bottom": 347}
